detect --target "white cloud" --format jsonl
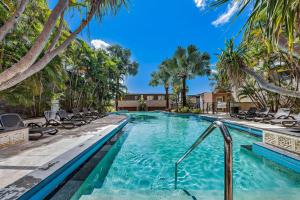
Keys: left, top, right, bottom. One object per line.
{"left": 194, "top": 0, "right": 206, "bottom": 10}
{"left": 212, "top": 1, "right": 240, "bottom": 27}
{"left": 91, "top": 39, "right": 110, "bottom": 50}
{"left": 211, "top": 69, "right": 218, "bottom": 74}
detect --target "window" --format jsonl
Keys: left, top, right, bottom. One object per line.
{"left": 134, "top": 96, "right": 139, "bottom": 100}
{"left": 147, "top": 95, "right": 154, "bottom": 100}
{"left": 216, "top": 97, "right": 223, "bottom": 102}
{"left": 158, "top": 95, "right": 165, "bottom": 100}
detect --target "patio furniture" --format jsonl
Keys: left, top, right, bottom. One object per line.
{"left": 83, "top": 107, "right": 98, "bottom": 120}
{"left": 44, "top": 111, "right": 80, "bottom": 129}
{"left": 270, "top": 113, "right": 300, "bottom": 127}
{"left": 0, "top": 113, "right": 57, "bottom": 139}
{"left": 246, "top": 107, "right": 270, "bottom": 120}
{"left": 237, "top": 107, "right": 257, "bottom": 119}
{"left": 57, "top": 110, "right": 86, "bottom": 126}
{"left": 254, "top": 108, "right": 291, "bottom": 123}
{"left": 90, "top": 107, "right": 108, "bottom": 118}
{"left": 72, "top": 108, "right": 93, "bottom": 123}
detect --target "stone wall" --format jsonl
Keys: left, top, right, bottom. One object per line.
{"left": 264, "top": 130, "right": 300, "bottom": 154}
{"left": 0, "top": 128, "right": 29, "bottom": 148}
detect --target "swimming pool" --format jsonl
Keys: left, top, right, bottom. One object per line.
{"left": 69, "top": 112, "right": 300, "bottom": 200}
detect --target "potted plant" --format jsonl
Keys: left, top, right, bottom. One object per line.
{"left": 51, "top": 93, "right": 64, "bottom": 112}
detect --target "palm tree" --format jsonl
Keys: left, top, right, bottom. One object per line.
{"left": 108, "top": 45, "right": 138, "bottom": 110}
{"left": 211, "top": 0, "right": 300, "bottom": 55}
{"left": 149, "top": 59, "right": 174, "bottom": 109}
{"left": 217, "top": 39, "right": 300, "bottom": 98}
{"left": 173, "top": 45, "right": 210, "bottom": 107}
{"left": 0, "top": 0, "right": 127, "bottom": 91}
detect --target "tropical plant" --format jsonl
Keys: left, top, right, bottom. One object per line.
{"left": 149, "top": 59, "right": 174, "bottom": 109}
{"left": 217, "top": 39, "right": 300, "bottom": 98}
{"left": 211, "top": 0, "right": 300, "bottom": 55}
{"left": 0, "top": 1, "right": 137, "bottom": 116}
{"left": 0, "top": 0, "right": 127, "bottom": 91}
{"left": 108, "top": 45, "right": 138, "bottom": 110}
{"left": 173, "top": 45, "right": 210, "bottom": 106}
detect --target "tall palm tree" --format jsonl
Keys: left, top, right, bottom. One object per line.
{"left": 173, "top": 45, "right": 210, "bottom": 107}
{"left": 149, "top": 59, "right": 174, "bottom": 109}
{"left": 108, "top": 45, "right": 138, "bottom": 110}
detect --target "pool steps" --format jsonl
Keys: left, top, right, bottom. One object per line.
{"left": 253, "top": 142, "right": 300, "bottom": 173}
{"left": 77, "top": 188, "right": 300, "bottom": 200}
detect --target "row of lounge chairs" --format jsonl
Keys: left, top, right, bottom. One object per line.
{"left": 0, "top": 107, "right": 104, "bottom": 139}
{"left": 232, "top": 107, "right": 300, "bottom": 127}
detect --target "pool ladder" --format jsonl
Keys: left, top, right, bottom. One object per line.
{"left": 174, "top": 121, "right": 233, "bottom": 200}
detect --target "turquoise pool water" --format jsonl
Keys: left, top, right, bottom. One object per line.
{"left": 72, "top": 112, "right": 300, "bottom": 200}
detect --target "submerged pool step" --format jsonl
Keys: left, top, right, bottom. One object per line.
{"left": 80, "top": 189, "right": 193, "bottom": 200}
{"left": 76, "top": 188, "right": 300, "bottom": 200}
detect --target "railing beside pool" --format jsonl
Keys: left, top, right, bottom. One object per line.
{"left": 175, "top": 121, "right": 233, "bottom": 200}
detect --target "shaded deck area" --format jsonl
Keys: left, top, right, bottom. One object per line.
{"left": 0, "top": 114, "right": 127, "bottom": 189}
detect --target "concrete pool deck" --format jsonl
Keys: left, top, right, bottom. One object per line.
{"left": 201, "top": 113, "right": 300, "bottom": 137}
{"left": 0, "top": 114, "right": 127, "bottom": 190}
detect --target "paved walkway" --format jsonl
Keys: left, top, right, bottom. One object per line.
{"left": 0, "top": 114, "right": 127, "bottom": 189}
{"left": 202, "top": 113, "right": 300, "bottom": 137}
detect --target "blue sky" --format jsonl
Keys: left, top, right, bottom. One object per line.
{"left": 49, "top": 0, "right": 248, "bottom": 94}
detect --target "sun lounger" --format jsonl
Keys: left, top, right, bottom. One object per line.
{"left": 72, "top": 108, "right": 93, "bottom": 122}
{"left": 57, "top": 110, "right": 86, "bottom": 125}
{"left": 254, "top": 108, "right": 291, "bottom": 123}
{"left": 0, "top": 113, "right": 57, "bottom": 139}
{"left": 90, "top": 107, "right": 107, "bottom": 118}
{"left": 44, "top": 111, "right": 80, "bottom": 129}
{"left": 270, "top": 113, "right": 300, "bottom": 127}
{"left": 246, "top": 107, "right": 270, "bottom": 120}
{"left": 83, "top": 107, "right": 98, "bottom": 120}
{"left": 237, "top": 107, "right": 257, "bottom": 119}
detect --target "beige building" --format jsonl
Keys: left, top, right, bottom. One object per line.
{"left": 198, "top": 89, "right": 232, "bottom": 112}
{"left": 118, "top": 94, "right": 168, "bottom": 111}
{"left": 198, "top": 88, "right": 257, "bottom": 113}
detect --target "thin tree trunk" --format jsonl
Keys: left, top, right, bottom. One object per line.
{"left": 181, "top": 76, "right": 187, "bottom": 107}
{"left": 76, "top": 81, "right": 87, "bottom": 108}
{"left": 115, "top": 78, "right": 119, "bottom": 111}
{"left": 176, "top": 93, "right": 179, "bottom": 111}
{"left": 0, "top": 5, "right": 96, "bottom": 91}
{"left": 0, "top": 43, "right": 3, "bottom": 71}
{"left": 0, "top": 0, "right": 29, "bottom": 41}
{"left": 47, "top": 11, "right": 65, "bottom": 52}
{"left": 165, "top": 86, "right": 169, "bottom": 110}
{"left": 242, "top": 66, "right": 300, "bottom": 98}
{"left": 89, "top": 81, "right": 100, "bottom": 108}
{"left": 0, "top": 0, "right": 68, "bottom": 87}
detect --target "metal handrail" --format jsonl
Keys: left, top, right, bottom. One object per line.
{"left": 174, "top": 121, "right": 233, "bottom": 200}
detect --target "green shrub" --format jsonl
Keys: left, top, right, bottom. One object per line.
{"left": 179, "top": 106, "right": 190, "bottom": 113}
{"left": 191, "top": 108, "right": 202, "bottom": 114}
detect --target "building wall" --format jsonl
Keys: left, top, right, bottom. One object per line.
{"left": 203, "top": 93, "right": 213, "bottom": 103}
{"left": 118, "top": 94, "right": 167, "bottom": 111}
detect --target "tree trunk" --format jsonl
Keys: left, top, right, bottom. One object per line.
{"left": 0, "top": 6, "right": 96, "bottom": 91}
{"left": 242, "top": 66, "right": 300, "bottom": 98}
{"left": 181, "top": 76, "right": 187, "bottom": 107}
{"left": 165, "top": 86, "right": 169, "bottom": 110}
{"left": 115, "top": 78, "right": 119, "bottom": 111}
{"left": 0, "top": 0, "right": 68, "bottom": 87}
{"left": 47, "top": 11, "right": 65, "bottom": 52}
{"left": 0, "top": 0, "right": 29, "bottom": 42}
{"left": 176, "top": 94, "right": 179, "bottom": 111}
